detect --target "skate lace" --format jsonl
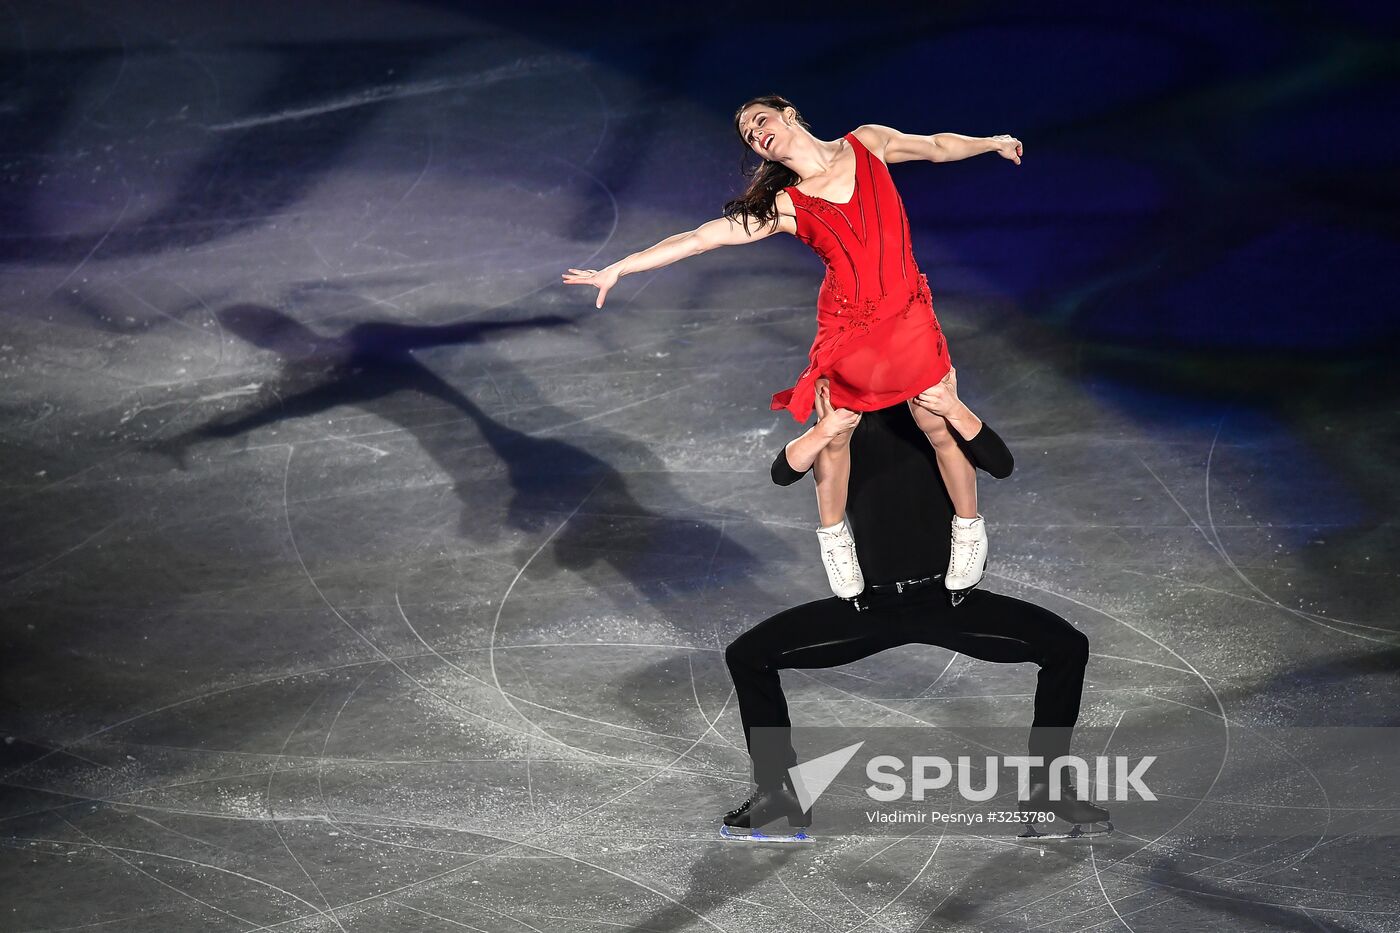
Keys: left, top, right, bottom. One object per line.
{"left": 823, "top": 539, "right": 859, "bottom": 585}
{"left": 949, "top": 526, "right": 983, "bottom": 575}
{"left": 725, "top": 791, "right": 759, "bottom": 819}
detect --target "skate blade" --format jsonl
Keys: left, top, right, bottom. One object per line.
{"left": 947, "top": 557, "right": 987, "bottom": 607}
{"left": 1017, "top": 820, "right": 1113, "bottom": 841}
{"left": 720, "top": 824, "right": 813, "bottom": 844}
{"left": 947, "top": 581, "right": 980, "bottom": 607}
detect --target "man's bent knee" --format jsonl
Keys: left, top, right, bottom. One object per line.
{"left": 1038, "top": 626, "right": 1089, "bottom": 669}
{"left": 725, "top": 635, "right": 764, "bottom": 673}
{"left": 1064, "top": 628, "right": 1090, "bottom": 666}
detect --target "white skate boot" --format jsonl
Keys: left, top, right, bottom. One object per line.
{"left": 816, "top": 518, "right": 864, "bottom": 599}
{"left": 945, "top": 514, "right": 987, "bottom": 601}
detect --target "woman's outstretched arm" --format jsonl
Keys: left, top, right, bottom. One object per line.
{"left": 855, "top": 124, "right": 1022, "bottom": 165}
{"left": 563, "top": 200, "right": 795, "bottom": 308}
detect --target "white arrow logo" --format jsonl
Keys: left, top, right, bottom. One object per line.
{"left": 787, "top": 741, "right": 866, "bottom": 811}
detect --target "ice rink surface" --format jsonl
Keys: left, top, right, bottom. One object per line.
{"left": 2, "top": 2, "right": 1398, "bottom": 930}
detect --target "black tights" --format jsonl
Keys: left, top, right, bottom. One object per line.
{"left": 725, "top": 586, "right": 1090, "bottom": 787}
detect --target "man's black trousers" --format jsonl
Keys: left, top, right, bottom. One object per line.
{"left": 725, "top": 586, "right": 1091, "bottom": 787}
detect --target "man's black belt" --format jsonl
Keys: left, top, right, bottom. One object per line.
{"left": 846, "top": 574, "right": 942, "bottom": 611}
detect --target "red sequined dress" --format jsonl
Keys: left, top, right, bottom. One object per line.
{"left": 771, "top": 131, "right": 951, "bottom": 422}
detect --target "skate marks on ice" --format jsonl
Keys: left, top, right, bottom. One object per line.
{"left": 3, "top": 3, "right": 1397, "bottom": 932}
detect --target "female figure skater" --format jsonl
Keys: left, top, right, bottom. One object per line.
{"left": 563, "top": 95, "right": 1023, "bottom": 599}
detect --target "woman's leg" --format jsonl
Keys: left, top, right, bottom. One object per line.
{"left": 808, "top": 379, "right": 863, "bottom": 598}
{"left": 811, "top": 429, "right": 852, "bottom": 527}
{"left": 811, "top": 431, "right": 863, "bottom": 597}
{"left": 907, "top": 399, "right": 978, "bottom": 519}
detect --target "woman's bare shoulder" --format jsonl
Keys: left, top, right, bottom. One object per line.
{"left": 851, "top": 124, "right": 895, "bottom": 160}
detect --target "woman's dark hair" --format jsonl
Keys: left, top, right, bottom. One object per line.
{"left": 723, "top": 94, "right": 810, "bottom": 233}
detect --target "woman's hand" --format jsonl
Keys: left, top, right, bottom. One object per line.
{"left": 911, "top": 367, "right": 961, "bottom": 416}
{"left": 814, "top": 379, "right": 861, "bottom": 441}
{"left": 562, "top": 265, "right": 621, "bottom": 309}
{"left": 990, "top": 134, "right": 1023, "bottom": 165}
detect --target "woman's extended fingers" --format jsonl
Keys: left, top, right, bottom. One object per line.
{"left": 562, "top": 268, "right": 611, "bottom": 307}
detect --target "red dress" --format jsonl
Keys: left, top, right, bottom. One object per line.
{"left": 771, "top": 131, "right": 951, "bottom": 422}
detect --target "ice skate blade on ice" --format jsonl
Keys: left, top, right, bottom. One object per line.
{"left": 1017, "top": 819, "right": 1114, "bottom": 841}
{"left": 719, "top": 824, "right": 813, "bottom": 844}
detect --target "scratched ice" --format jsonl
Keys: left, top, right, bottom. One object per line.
{"left": 1, "top": 2, "right": 1396, "bottom": 932}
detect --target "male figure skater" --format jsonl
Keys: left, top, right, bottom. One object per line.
{"left": 722, "top": 371, "right": 1110, "bottom": 840}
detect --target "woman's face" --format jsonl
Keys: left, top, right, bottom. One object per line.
{"left": 737, "top": 105, "right": 791, "bottom": 161}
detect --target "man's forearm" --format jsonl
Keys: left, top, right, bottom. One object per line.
{"left": 943, "top": 400, "right": 984, "bottom": 441}
{"left": 782, "top": 424, "right": 834, "bottom": 473}
{"left": 931, "top": 133, "right": 998, "bottom": 163}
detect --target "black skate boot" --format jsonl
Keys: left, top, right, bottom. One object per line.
{"left": 720, "top": 776, "right": 813, "bottom": 843}
{"left": 1017, "top": 779, "right": 1113, "bottom": 840}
